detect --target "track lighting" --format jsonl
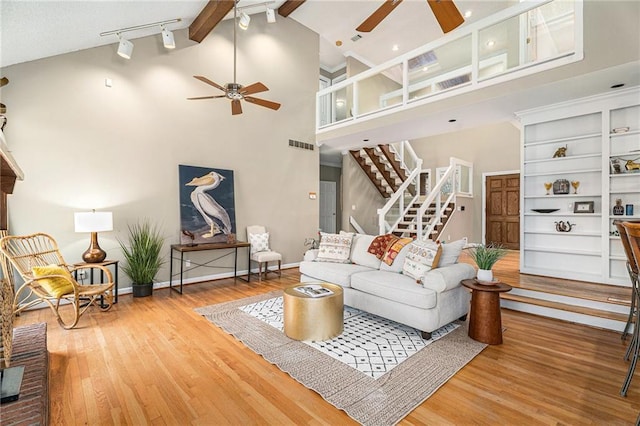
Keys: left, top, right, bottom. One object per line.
{"left": 238, "top": 12, "right": 251, "bottom": 30}
{"left": 117, "top": 35, "right": 133, "bottom": 59}
{"left": 266, "top": 8, "right": 276, "bottom": 23}
{"left": 101, "top": 18, "right": 181, "bottom": 58}
{"left": 161, "top": 25, "right": 175, "bottom": 49}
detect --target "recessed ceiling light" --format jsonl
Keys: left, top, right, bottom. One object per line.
{"left": 464, "top": 10, "right": 472, "bottom": 18}
{"left": 392, "top": 44, "right": 399, "bottom": 51}
{"left": 611, "top": 83, "right": 625, "bottom": 89}
{"left": 486, "top": 40, "right": 495, "bottom": 48}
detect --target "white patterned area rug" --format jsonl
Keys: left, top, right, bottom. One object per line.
{"left": 196, "top": 291, "right": 487, "bottom": 426}
{"left": 239, "top": 295, "right": 459, "bottom": 379}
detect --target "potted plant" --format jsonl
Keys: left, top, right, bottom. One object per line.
{"left": 466, "top": 243, "right": 508, "bottom": 284}
{"left": 119, "top": 220, "right": 165, "bottom": 297}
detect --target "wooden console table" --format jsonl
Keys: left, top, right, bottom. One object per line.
{"left": 461, "top": 279, "right": 512, "bottom": 345}
{"left": 168, "top": 241, "right": 251, "bottom": 294}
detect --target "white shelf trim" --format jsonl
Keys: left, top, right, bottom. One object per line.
{"left": 524, "top": 132, "right": 602, "bottom": 147}
{"left": 524, "top": 153, "right": 601, "bottom": 164}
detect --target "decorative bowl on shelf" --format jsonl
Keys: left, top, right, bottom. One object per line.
{"left": 531, "top": 208, "right": 560, "bottom": 213}
{"left": 612, "top": 127, "right": 630, "bottom": 134}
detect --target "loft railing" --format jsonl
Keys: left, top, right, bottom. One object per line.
{"left": 316, "top": 0, "right": 582, "bottom": 132}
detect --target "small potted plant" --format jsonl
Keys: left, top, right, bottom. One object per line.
{"left": 119, "top": 220, "right": 165, "bottom": 297}
{"left": 466, "top": 243, "right": 508, "bottom": 284}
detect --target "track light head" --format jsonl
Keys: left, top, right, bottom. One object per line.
{"left": 117, "top": 36, "right": 133, "bottom": 59}
{"left": 238, "top": 12, "right": 251, "bottom": 30}
{"left": 266, "top": 8, "right": 276, "bottom": 23}
{"left": 161, "top": 26, "right": 175, "bottom": 49}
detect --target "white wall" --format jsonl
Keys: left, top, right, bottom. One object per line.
{"left": 2, "top": 16, "right": 320, "bottom": 285}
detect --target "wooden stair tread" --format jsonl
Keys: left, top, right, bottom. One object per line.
{"left": 501, "top": 293, "right": 629, "bottom": 322}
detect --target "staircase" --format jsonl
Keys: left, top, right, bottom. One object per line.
{"left": 350, "top": 141, "right": 472, "bottom": 242}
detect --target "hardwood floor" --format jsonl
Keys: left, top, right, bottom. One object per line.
{"left": 12, "top": 267, "right": 640, "bottom": 425}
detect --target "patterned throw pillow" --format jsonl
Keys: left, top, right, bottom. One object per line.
{"left": 382, "top": 237, "right": 413, "bottom": 266}
{"left": 32, "top": 264, "right": 74, "bottom": 298}
{"left": 249, "top": 232, "right": 270, "bottom": 255}
{"left": 316, "top": 232, "right": 354, "bottom": 263}
{"left": 402, "top": 241, "right": 443, "bottom": 283}
{"left": 367, "top": 234, "right": 399, "bottom": 259}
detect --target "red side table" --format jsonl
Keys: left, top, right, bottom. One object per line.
{"left": 461, "top": 279, "right": 512, "bottom": 345}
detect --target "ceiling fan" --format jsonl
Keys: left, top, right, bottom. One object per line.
{"left": 187, "top": 3, "right": 281, "bottom": 115}
{"left": 357, "top": 0, "right": 464, "bottom": 34}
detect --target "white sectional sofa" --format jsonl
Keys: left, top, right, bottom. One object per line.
{"left": 299, "top": 234, "right": 475, "bottom": 339}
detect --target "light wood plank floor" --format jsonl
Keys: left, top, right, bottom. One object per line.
{"left": 12, "top": 267, "right": 640, "bottom": 425}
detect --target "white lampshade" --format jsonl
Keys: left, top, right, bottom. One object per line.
{"left": 74, "top": 211, "right": 113, "bottom": 233}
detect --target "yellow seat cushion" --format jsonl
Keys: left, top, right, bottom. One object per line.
{"left": 32, "top": 264, "right": 75, "bottom": 298}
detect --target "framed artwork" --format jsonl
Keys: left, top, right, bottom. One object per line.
{"left": 574, "top": 201, "right": 594, "bottom": 214}
{"left": 178, "top": 165, "right": 236, "bottom": 245}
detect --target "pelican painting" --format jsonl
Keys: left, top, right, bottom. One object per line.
{"left": 179, "top": 165, "right": 236, "bottom": 244}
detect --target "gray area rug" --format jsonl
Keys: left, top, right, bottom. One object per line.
{"left": 196, "top": 291, "right": 487, "bottom": 425}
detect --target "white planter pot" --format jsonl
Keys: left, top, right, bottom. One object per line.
{"left": 476, "top": 269, "right": 494, "bottom": 284}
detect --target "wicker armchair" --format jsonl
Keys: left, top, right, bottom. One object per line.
{"left": 0, "top": 233, "right": 114, "bottom": 329}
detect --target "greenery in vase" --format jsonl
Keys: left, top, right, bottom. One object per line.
{"left": 119, "top": 220, "right": 165, "bottom": 285}
{"left": 466, "top": 243, "right": 508, "bottom": 270}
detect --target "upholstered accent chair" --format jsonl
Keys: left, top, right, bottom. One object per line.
{"left": 0, "top": 233, "right": 114, "bottom": 329}
{"left": 246, "top": 225, "right": 282, "bottom": 281}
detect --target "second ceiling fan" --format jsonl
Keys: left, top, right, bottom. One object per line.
{"left": 357, "top": 0, "right": 465, "bottom": 34}
{"left": 188, "top": 2, "right": 281, "bottom": 115}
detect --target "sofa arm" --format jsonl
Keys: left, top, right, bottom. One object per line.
{"left": 304, "top": 249, "right": 319, "bottom": 262}
{"left": 422, "top": 263, "right": 476, "bottom": 292}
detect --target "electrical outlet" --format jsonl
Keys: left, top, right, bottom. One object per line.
{"left": 185, "top": 259, "right": 191, "bottom": 267}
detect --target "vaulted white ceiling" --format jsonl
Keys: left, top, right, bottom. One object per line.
{"left": 0, "top": 0, "right": 508, "bottom": 70}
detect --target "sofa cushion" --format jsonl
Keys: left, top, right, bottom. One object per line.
{"left": 298, "top": 261, "right": 373, "bottom": 288}
{"left": 367, "top": 234, "right": 398, "bottom": 259}
{"left": 350, "top": 270, "right": 437, "bottom": 310}
{"left": 439, "top": 239, "right": 466, "bottom": 267}
{"left": 382, "top": 237, "right": 412, "bottom": 266}
{"left": 402, "top": 241, "right": 442, "bottom": 282}
{"left": 316, "top": 232, "right": 354, "bottom": 263}
{"left": 379, "top": 242, "right": 412, "bottom": 273}
{"left": 349, "top": 234, "right": 382, "bottom": 269}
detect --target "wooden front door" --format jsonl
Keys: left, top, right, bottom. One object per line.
{"left": 486, "top": 174, "right": 520, "bottom": 250}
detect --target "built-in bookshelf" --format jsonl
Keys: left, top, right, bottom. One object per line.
{"left": 517, "top": 87, "right": 640, "bottom": 285}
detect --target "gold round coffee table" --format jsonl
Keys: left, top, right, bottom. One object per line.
{"left": 283, "top": 283, "right": 344, "bottom": 341}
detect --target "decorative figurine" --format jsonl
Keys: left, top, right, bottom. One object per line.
{"left": 613, "top": 199, "right": 625, "bottom": 216}
{"left": 611, "top": 158, "right": 622, "bottom": 174}
{"left": 553, "top": 145, "right": 567, "bottom": 158}
{"left": 555, "top": 221, "right": 574, "bottom": 232}
{"left": 625, "top": 159, "right": 640, "bottom": 171}
{"left": 571, "top": 180, "right": 580, "bottom": 194}
{"left": 553, "top": 179, "right": 570, "bottom": 195}
{"left": 544, "top": 182, "right": 553, "bottom": 195}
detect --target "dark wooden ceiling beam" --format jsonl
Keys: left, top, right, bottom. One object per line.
{"left": 278, "top": 0, "right": 306, "bottom": 17}
{"left": 189, "top": 0, "right": 235, "bottom": 43}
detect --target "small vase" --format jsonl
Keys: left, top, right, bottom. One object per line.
{"left": 476, "top": 269, "right": 494, "bottom": 284}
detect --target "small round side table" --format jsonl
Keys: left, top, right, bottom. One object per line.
{"left": 461, "top": 279, "right": 512, "bottom": 345}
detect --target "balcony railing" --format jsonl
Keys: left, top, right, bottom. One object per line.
{"left": 316, "top": 0, "right": 583, "bottom": 132}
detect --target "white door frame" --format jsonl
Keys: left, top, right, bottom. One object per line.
{"left": 481, "top": 169, "right": 520, "bottom": 245}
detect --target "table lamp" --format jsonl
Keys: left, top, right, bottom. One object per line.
{"left": 74, "top": 210, "right": 113, "bottom": 263}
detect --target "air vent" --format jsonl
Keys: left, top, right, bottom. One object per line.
{"left": 289, "top": 139, "right": 314, "bottom": 151}
{"left": 351, "top": 34, "right": 362, "bottom": 42}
